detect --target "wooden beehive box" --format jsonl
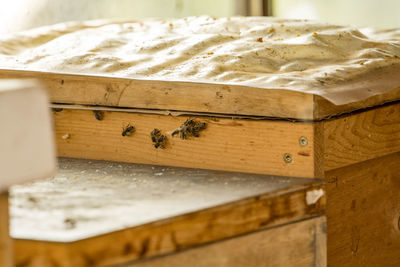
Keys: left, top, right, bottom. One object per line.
{"left": 2, "top": 15, "right": 400, "bottom": 266}
{"left": 1, "top": 68, "right": 399, "bottom": 266}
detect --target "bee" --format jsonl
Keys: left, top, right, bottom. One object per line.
{"left": 122, "top": 124, "right": 135, "bottom": 136}
{"left": 64, "top": 218, "right": 77, "bottom": 229}
{"left": 171, "top": 119, "right": 206, "bottom": 139}
{"left": 171, "top": 125, "right": 187, "bottom": 139}
{"left": 190, "top": 121, "right": 206, "bottom": 137}
{"left": 171, "top": 128, "right": 180, "bottom": 137}
{"left": 93, "top": 110, "right": 104, "bottom": 121}
{"left": 151, "top": 128, "right": 167, "bottom": 148}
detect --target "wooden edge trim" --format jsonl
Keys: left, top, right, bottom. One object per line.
{"left": 128, "top": 215, "right": 327, "bottom": 267}
{"left": 313, "top": 87, "right": 400, "bottom": 120}
{"left": 0, "top": 191, "right": 13, "bottom": 267}
{"left": 0, "top": 69, "right": 315, "bottom": 120}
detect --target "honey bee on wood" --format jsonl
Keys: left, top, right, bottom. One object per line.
{"left": 64, "top": 218, "right": 77, "bottom": 229}
{"left": 93, "top": 110, "right": 104, "bottom": 121}
{"left": 122, "top": 124, "right": 135, "bottom": 136}
{"left": 150, "top": 128, "right": 167, "bottom": 148}
{"left": 171, "top": 119, "right": 206, "bottom": 139}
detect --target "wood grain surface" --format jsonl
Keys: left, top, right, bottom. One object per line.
{"left": 0, "top": 192, "right": 13, "bottom": 267}
{"left": 323, "top": 103, "right": 400, "bottom": 171}
{"left": 326, "top": 152, "right": 400, "bottom": 267}
{"left": 0, "top": 69, "right": 315, "bottom": 120}
{"left": 130, "top": 216, "right": 327, "bottom": 267}
{"left": 313, "top": 87, "right": 400, "bottom": 119}
{"left": 53, "top": 109, "right": 317, "bottom": 178}
{"left": 1, "top": 69, "right": 399, "bottom": 120}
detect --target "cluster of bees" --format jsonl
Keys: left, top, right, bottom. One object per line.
{"left": 53, "top": 109, "right": 207, "bottom": 148}
{"left": 171, "top": 119, "right": 206, "bottom": 139}
{"left": 93, "top": 111, "right": 207, "bottom": 149}
{"left": 150, "top": 128, "right": 167, "bottom": 149}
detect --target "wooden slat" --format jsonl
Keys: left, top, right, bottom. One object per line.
{"left": 323, "top": 103, "right": 400, "bottom": 171}
{"left": 326, "top": 152, "right": 400, "bottom": 267}
{"left": 0, "top": 192, "right": 12, "bottom": 267}
{"left": 313, "top": 123, "right": 325, "bottom": 178}
{"left": 53, "top": 109, "right": 317, "bottom": 178}
{"left": 1, "top": 69, "right": 399, "bottom": 120}
{"left": 313, "top": 87, "right": 400, "bottom": 119}
{"left": 0, "top": 69, "right": 315, "bottom": 120}
{"left": 129, "top": 216, "right": 327, "bottom": 267}
{"left": 12, "top": 158, "right": 326, "bottom": 266}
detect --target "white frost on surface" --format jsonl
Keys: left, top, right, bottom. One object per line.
{"left": 9, "top": 158, "right": 314, "bottom": 242}
{"left": 0, "top": 16, "right": 400, "bottom": 104}
{"left": 306, "top": 188, "right": 324, "bottom": 205}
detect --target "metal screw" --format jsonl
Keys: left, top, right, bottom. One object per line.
{"left": 299, "top": 136, "right": 308, "bottom": 147}
{"left": 283, "top": 153, "right": 293, "bottom": 163}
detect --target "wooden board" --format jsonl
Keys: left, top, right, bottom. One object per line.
{"left": 11, "top": 158, "right": 326, "bottom": 266}
{"left": 313, "top": 88, "right": 400, "bottom": 120}
{"left": 323, "top": 103, "right": 400, "bottom": 171}
{"left": 0, "top": 69, "right": 315, "bottom": 120}
{"left": 1, "top": 69, "right": 399, "bottom": 120}
{"left": 130, "top": 216, "right": 327, "bottom": 267}
{"left": 325, "top": 152, "right": 400, "bottom": 267}
{"left": 0, "top": 192, "right": 13, "bottom": 267}
{"left": 52, "top": 108, "right": 317, "bottom": 178}
{"left": 51, "top": 102, "right": 400, "bottom": 178}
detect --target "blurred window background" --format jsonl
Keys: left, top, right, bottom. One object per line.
{"left": 0, "top": 0, "right": 399, "bottom": 34}
{"left": 272, "top": 0, "right": 400, "bottom": 28}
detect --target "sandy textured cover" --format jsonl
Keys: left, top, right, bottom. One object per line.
{"left": 0, "top": 16, "right": 399, "bottom": 104}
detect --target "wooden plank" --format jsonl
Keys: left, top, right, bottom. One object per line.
{"left": 12, "top": 158, "right": 326, "bottom": 266}
{"left": 313, "top": 123, "right": 325, "bottom": 178}
{"left": 313, "top": 87, "right": 400, "bottom": 119}
{"left": 1, "top": 69, "right": 399, "bottom": 120}
{"left": 325, "top": 152, "right": 400, "bottom": 267}
{"left": 0, "top": 69, "right": 315, "bottom": 120}
{"left": 53, "top": 109, "right": 317, "bottom": 178}
{"left": 315, "top": 215, "right": 327, "bottom": 267}
{"left": 0, "top": 192, "right": 13, "bottom": 267}
{"left": 323, "top": 103, "right": 400, "bottom": 171}
{"left": 129, "top": 216, "right": 327, "bottom": 267}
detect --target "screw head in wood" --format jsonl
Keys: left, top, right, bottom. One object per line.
{"left": 283, "top": 153, "right": 293, "bottom": 163}
{"left": 299, "top": 136, "right": 308, "bottom": 146}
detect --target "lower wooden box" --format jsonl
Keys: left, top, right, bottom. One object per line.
{"left": 325, "top": 152, "right": 400, "bottom": 267}
{"left": 10, "top": 158, "right": 326, "bottom": 266}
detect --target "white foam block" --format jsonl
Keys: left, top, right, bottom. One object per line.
{"left": 0, "top": 79, "right": 56, "bottom": 190}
